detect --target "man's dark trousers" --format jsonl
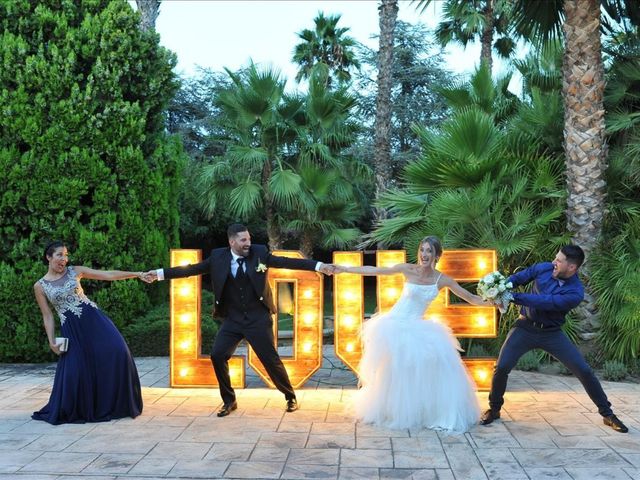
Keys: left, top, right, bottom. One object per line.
{"left": 211, "top": 267, "right": 295, "bottom": 406}
{"left": 488, "top": 322, "right": 612, "bottom": 416}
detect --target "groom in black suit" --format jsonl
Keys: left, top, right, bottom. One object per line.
{"left": 148, "top": 224, "right": 334, "bottom": 416}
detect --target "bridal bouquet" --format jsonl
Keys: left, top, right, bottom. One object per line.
{"left": 477, "top": 272, "right": 513, "bottom": 313}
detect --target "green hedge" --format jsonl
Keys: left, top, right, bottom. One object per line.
{"left": 0, "top": 1, "right": 184, "bottom": 362}
{"left": 123, "top": 290, "right": 219, "bottom": 357}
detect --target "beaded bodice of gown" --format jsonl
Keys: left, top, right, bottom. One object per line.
{"left": 386, "top": 282, "right": 440, "bottom": 323}
{"left": 38, "top": 266, "right": 96, "bottom": 325}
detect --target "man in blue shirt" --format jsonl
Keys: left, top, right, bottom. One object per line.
{"left": 480, "top": 245, "right": 628, "bottom": 433}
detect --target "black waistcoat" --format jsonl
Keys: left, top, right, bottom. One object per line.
{"left": 221, "top": 269, "right": 266, "bottom": 322}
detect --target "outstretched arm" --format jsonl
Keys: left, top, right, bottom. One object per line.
{"left": 440, "top": 275, "right": 492, "bottom": 306}
{"left": 337, "top": 264, "right": 409, "bottom": 276}
{"left": 74, "top": 266, "right": 145, "bottom": 282}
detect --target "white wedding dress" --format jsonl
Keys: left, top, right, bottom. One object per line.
{"left": 354, "top": 279, "right": 480, "bottom": 433}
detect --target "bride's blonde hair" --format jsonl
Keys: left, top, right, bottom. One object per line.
{"left": 417, "top": 236, "right": 443, "bottom": 265}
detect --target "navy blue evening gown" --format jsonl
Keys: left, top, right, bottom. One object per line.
{"left": 33, "top": 266, "right": 143, "bottom": 424}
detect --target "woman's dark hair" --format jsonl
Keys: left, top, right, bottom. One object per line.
{"left": 43, "top": 241, "right": 67, "bottom": 265}
{"left": 419, "top": 236, "right": 443, "bottom": 264}
{"left": 560, "top": 244, "right": 585, "bottom": 268}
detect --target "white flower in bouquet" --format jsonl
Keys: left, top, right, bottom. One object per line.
{"left": 477, "top": 271, "right": 514, "bottom": 313}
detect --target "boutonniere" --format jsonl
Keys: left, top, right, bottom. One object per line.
{"left": 256, "top": 262, "right": 268, "bottom": 273}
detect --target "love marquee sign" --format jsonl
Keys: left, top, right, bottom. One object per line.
{"left": 169, "top": 249, "right": 498, "bottom": 391}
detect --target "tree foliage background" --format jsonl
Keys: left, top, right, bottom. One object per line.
{"left": 0, "top": 0, "right": 184, "bottom": 361}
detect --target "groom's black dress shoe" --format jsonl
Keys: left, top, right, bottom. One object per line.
{"left": 286, "top": 398, "right": 299, "bottom": 412}
{"left": 603, "top": 414, "right": 628, "bottom": 433}
{"left": 217, "top": 401, "right": 238, "bottom": 417}
{"left": 480, "top": 409, "right": 500, "bottom": 425}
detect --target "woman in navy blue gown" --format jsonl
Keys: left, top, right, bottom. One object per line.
{"left": 32, "top": 241, "right": 144, "bottom": 424}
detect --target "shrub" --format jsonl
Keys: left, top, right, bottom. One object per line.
{"left": 122, "top": 290, "right": 218, "bottom": 357}
{"left": 602, "top": 360, "right": 628, "bottom": 381}
{"left": 516, "top": 350, "right": 541, "bottom": 371}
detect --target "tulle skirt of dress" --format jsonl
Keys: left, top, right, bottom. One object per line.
{"left": 354, "top": 313, "right": 480, "bottom": 433}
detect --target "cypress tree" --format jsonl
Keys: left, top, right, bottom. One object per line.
{"left": 0, "top": 0, "right": 183, "bottom": 361}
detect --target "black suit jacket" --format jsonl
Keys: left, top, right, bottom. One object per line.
{"left": 162, "top": 244, "right": 318, "bottom": 319}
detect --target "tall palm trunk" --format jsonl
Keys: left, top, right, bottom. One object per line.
{"left": 373, "top": 0, "right": 398, "bottom": 228}
{"left": 562, "top": 0, "right": 607, "bottom": 338}
{"left": 480, "top": 0, "right": 494, "bottom": 72}
{"left": 300, "top": 231, "right": 314, "bottom": 259}
{"left": 262, "top": 157, "right": 282, "bottom": 250}
{"left": 135, "top": 0, "right": 160, "bottom": 32}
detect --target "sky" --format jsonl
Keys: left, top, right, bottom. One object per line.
{"left": 140, "top": 0, "right": 513, "bottom": 89}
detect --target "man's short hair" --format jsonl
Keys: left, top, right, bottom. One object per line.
{"left": 227, "top": 223, "right": 248, "bottom": 239}
{"left": 561, "top": 244, "right": 585, "bottom": 268}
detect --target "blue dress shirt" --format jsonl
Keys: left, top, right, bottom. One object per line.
{"left": 508, "top": 262, "right": 584, "bottom": 328}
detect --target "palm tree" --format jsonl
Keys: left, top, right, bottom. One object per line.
{"left": 511, "top": 0, "right": 609, "bottom": 339}
{"left": 373, "top": 0, "right": 398, "bottom": 228}
{"left": 292, "top": 12, "right": 361, "bottom": 86}
{"left": 415, "top": 0, "right": 516, "bottom": 73}
{"left": 135, "top": 0, "right": 161, "bottom": 32}
{"left": 198, "top": 64, "right": 300, "bottom": 249}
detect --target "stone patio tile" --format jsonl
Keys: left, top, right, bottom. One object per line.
{"left": 623, "top": 454, "right": 640, "bottom": 468}
{"left": 552, "top": 423, "right": 610, "bottom": 436}
{"left": 205, "top": 442, "right": 254, "bottom": 461}
{"left": 0, "top": 450, "right": 43, "bottom": 473}
{"left": 288, "top": 448, "right": 340, "bottom": 465}
{"left": 393, "top": 450, "right": 449, "bottom": 469}
{"left": 468, "top": 430, "right": 520, "bottom": 448}
{"left": 550, "top": 434, "right": 608, "bottom": 449}
{"left": 307, "top": 434, "right": 355, "bottom": 449}
{"left": 443, "top": 443, "right": 488, "bottom": 480}
{"left": 127, "top": 457, "right": 177, "bottom": 476}
{"left": 223, "top": 460, "right": 284, "bottom": 478}
{"left": 258, "top": 432, "right": 309, "bottom": 448}
{"left": 564, "top": 467, "right": 635, "bottom": 479}
{"left": 250, "top": 446, "right": 290, "bottom": 462}
{"left": 357, "top": 424, "right": 410, "bottom": 438}
{"left": 168, "top": 458, "right": 229, "bottom": 478}
{"left": 601, "top": 435, "right": 640, "bottom": 454}
{"left": 22, "top": 434, "right": 82, "bottom": 452}
{"left": 511, "top": 449, "right": 629, "bottom": 468}
{"left": 278, "top": 421, "right": 312, "bottom": 433}
{"left": 311, "top": 422, "right": 355, "bottom": 435}
{"left": 82, "top": 453, "right": 142, "bottom": 474}
{"left": 380, "top": 468, "right": 453, "bottom": 479}
{"left": 624, "top": 468, "right": 640, "bottom": 479}
{"left": 144, "top": 415, "right": 195, "bottom": 427}
{"left": 522, "top": 467, "right": 573, "bottom": 479}
{"left": 20, "top": 451, "right": 99, "bottom": 474}
{"left": 391, "top": 437, "right": 442, "bottom": 451}
{"left": 63, "top": 433, "right": 158, "bottom": 454}
{"left": 281, "top": 464, "right": 339, "bottom": 479}
{"left": 340, "top": 448, "right": 393, "bottom": 468}
{"left": 338, "top": 467, "right": 380, "bottom": 479}
{"left": 147, "top": 440, "right": 212, "bottom": 460}
{"left": 0, "top": 433, "right": 44, "bottom": 450}
{"left": 0, "top": 475, "right": 58, "bottom": 480}
{"left": 481, "top": 462, "right": 528, "bottom": 480}
{"left": 357, "top": 436, "right": 391, "bottom": 449}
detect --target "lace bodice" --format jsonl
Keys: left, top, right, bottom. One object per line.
{"left": 38, "top": 266, "right": 97, "bottom": 325}
{"left": 385, "top": 282, "right": 440, "bottom": 323}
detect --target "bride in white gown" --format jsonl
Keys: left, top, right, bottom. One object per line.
{"left": 337, "top": 236, "right": 489, "bottom": 433}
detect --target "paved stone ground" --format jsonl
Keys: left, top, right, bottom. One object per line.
{"left": 1, "top": 346, "right": 639, "bottom": 480}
